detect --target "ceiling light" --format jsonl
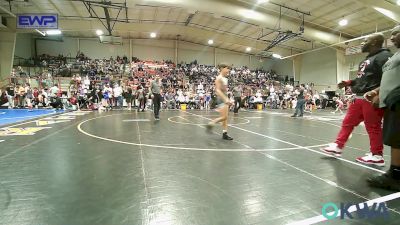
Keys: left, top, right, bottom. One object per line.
{"left": 246, "top": 47, "right": 251, "bottom": 52}
{"left": 45, "top": 30, "right": 62, "bottom": 35}
{"left": 315, "top": 31, "right": 332, "bottom": 41}
{"left": 35, "top": 29, "right": 46, "bottom": 36}
{"left": 208, "top": 39, "right": 214, "bottom": 45}
{"left": 338, "top": 19, "right": 348, "bottom": 26}
{"left": 272, "top": 53, "right": 282, "bottom": 59}
{"left": 238, "top": 9, "right": 264, "bottom": 20}
{"left": 96, "top": 29, "right": 104, "bottom": 36}
{"left": 397, "top": 0, "right": 400, "bottom": 6}
{"left": 150, "top": 32, "right": 157, "bottom": 38}
{"left": 257, "top": 0, "right": 269, "bottom": 4}
{"left": 373, "top": 7, "right": 397, "bottom": 21}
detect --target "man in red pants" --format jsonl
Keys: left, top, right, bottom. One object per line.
{"left": 322, "top": 33, "right": 392, "bottom": 167}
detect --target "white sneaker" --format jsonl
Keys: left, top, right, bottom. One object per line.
{"left": 321, "top": 143, "right": 342, "bottom": 157}
{"left": 356, "top": 153, "right": 385, "bottom": 167}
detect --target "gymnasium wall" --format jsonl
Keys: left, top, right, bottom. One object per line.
{"left": 79, "top": 39, "right": 129, "bottom": 59}
{"left": 216, "top": 49, "right": 252, "bottom": 67}
{"left": 253, "top": 57, "right": 273, "bottom": 71}
{"left": 14, "top": 33, "right": 33, "bottom": 59}
{"left": 36, "top": 37, "right": 79, "bottom": 58}
{"left": 336, "top": 49, "right": 349, "bottom": 84}
{"left": 177, "top": 41, "right": 214, "bottom": 65}
{"left": 266, "top": 49, "right": 340, "bottom": 91}
{"left": 0, "top": 31, "right": 16, "bottom": 80}
{"left": 271, "top": 58, "right": 293, "bottom": 78}
{"left": 298, "top": 48, "right": 337, "bottom": 87}
{"left": 132, "top": 39, "right": 174, "bottom": 62}
{"left": 14, "top": 34, "right": 269, "bottom": 70}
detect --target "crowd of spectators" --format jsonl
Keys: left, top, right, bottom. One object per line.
{"left": 2, "top": 53, "right": 352, "bottom": 113}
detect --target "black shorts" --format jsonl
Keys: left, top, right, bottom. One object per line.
{"left": 383, "top": 103, "right": 400, "bottom": 148}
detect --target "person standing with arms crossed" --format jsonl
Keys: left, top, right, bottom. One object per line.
{"left": 365, "top": 25, "right": 400, "bottom": 190}
{"left": 206, "top": 64, "right": 233, "bottom": 140}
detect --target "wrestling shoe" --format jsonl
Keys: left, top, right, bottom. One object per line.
{"left": 356, "top": 153, "right": 385, "bottom": 167}
{"left": 321, "top": 143, "right": 342, "bottom": 157}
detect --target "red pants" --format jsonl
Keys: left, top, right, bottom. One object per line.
{"left": 335, "top": 99, "right": 384, "bottom": 155}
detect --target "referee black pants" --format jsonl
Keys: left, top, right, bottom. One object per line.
{"left": 234, "top": 97, "right": 241, "bottom": 113}
{"left": 153, "top": 93, "right": 161, "bottom": 118}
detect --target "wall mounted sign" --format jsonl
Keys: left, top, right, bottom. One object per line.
{"left": 17, "top": 14, "right": 58, "bottom": 29}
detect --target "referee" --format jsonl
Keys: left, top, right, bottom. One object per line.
{"left": 233, "top": 84, "right": 242, "bottom": 114}
{"left": 150, "top": 74, "right": 162, "bottom": 120}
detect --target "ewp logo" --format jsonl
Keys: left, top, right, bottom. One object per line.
{"left": 322, "top": 202, "right": 390, "bottom": 220}
{"left": 17, "top": 14, "right": 58, "bottom": 29}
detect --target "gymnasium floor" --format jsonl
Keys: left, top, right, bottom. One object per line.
{"left": 0, "top": 109, "right": 400, "bottom": 225}
{"left": 0, "top": 109, "right": 63, "bottom": 126}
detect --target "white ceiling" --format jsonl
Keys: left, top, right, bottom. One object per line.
{"left": 0, "top": 0, "right": 399, "bottom": 57}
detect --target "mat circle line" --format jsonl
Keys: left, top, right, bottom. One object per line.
{"left": 168, "top": 115, "right": 250, "bottom": 126}
{"left": 77, "top": 114, "right": 329, "bottom": 152}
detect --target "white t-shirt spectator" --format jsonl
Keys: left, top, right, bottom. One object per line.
{"left": 269, "top": 86, "right": 275, "bottom": 94}
{"left": 198, "top": 89, "right": 205, "bottom": 98}
{"left": 49, "top": 86, "right": 59, "bottom": 97}
{"left": 42, "top": 90, "right": 48, "bottom": 104}
{"left": 113, "top": 86, "right": 122, "bottom": 97}
{"left": 256, "top": 91, "right": 262, "bottom": 98}
{"left": 84, "top": 77, "right": 90, "bottom": 86}
{"left": 255, "top": 91, "right": 263, "bottom": 103}
{"left": 178, "top": 93, "right": 185, "bottom": 102}
{"left": 292, "top": 99, "right": 297, "bottom": 108}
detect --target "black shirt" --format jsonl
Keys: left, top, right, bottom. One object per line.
{"left": 297, "top": 90, "right": 304, "bottom": 100}
{"left": 352, "top": 49, "right": 392, "bottom": 95}
{"left": 6, "top": 87, "right": 15, "bottom": 96}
